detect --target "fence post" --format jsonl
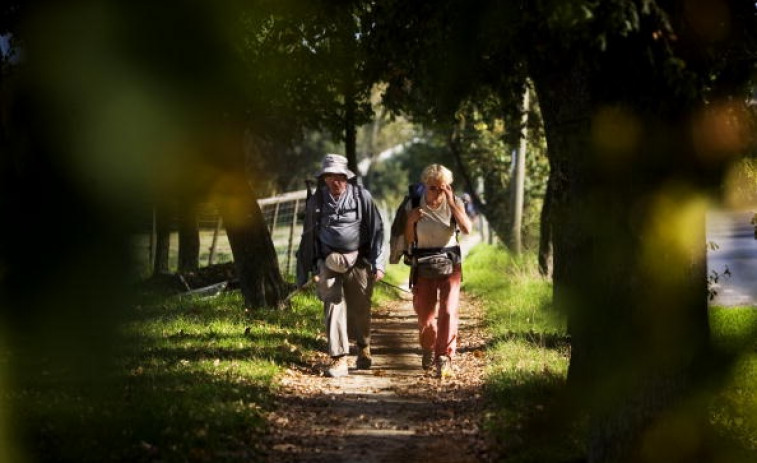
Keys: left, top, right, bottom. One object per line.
{"left": 149, "top": 206, "right": 156, "bottom": 271}
{"left": 208, "top": 214, "right": 223, "bottom": 266}
{"left": 270, "top": 201, "right": 281, "bottom": 234}
{"left": 285, "top": 198, "right": 299, "bottom": 276}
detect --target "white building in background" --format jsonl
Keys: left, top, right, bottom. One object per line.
{"left": 357, "top": 138, "right": 422, "bottom": 177}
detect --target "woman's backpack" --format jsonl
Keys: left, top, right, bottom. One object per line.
{"left": 388, "top": 183, "right": 424, "bottom": 264}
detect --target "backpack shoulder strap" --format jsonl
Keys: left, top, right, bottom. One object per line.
{"left": 451, "top": 195, "right": 461, "bottom": 243}
{"left": 353, "top": 183, "right": 363, "bottom": 222}
{"left": 314, "top": 179, "right": 325, "bottom": 217}
{"left": 408, "top": 183, "right": 423, "bottom": 248}
{"left": 409, "top": 183, "right": 423, "bottom": 208}
{"left": 313, "top": 180, "right": 325, "bottom": 257}
{"left": 390, "top": 195, "right": 410, "bottom": 235}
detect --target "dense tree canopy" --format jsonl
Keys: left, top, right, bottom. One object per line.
{"left": 363, "top": 1, "right": 757, "bottom": 461}
{"left": 1, "top": 1, "right": 756, "bottom": 461}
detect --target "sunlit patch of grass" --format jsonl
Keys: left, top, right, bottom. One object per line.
{"left": 709, "top": 307, "right": 757, "bottom": 353}
{"left": 463, "top": 244, "right": 563, "bottom": 338}
{"left": 127, "top": 291, "right": 324, "bottom": 362}
{"left": 464, "top": 244, "right": 580, "bottom": 462}
{"left": 5, "top": 288, "right": 324, "bottom": 462}
{"left": 484, "top": 341, "right": 576, "bottom": 463}
{"left": 467, "top": 244, "right": 757, "bottom": 461}
{"left": 709, "top": 307, "right": 757, "bottom": 453}
{"left": 372, "top": 261, "right": 411, "bottom": 304}
{"left": 382, "top": 260, "right": 411, "bottom": 288}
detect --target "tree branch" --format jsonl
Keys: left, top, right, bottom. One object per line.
{"left": 448, "top": 120, "right": 488, "bottom": 216}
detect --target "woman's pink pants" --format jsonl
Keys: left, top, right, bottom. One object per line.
{"left": 412, "top": 265, "right": 462, "bottom": 359}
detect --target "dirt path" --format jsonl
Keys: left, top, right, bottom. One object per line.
{"left": 262, "top": 290, "right": 492, "bottom": 462}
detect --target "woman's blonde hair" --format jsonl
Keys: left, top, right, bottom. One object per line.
{"left": 420, "top": 164, "right": 453, "bottom": 185}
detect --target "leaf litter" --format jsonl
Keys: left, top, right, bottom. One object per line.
{"left": 262, "top": 293, "right": 497, "bottom": 462}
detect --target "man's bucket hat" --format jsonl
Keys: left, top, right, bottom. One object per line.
{"left": 318, "top": 153, "right": 356, "bottom": 179}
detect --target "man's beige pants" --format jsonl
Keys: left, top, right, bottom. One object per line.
{"left": 317, "top": 259, "right": 373, "bottom": 357}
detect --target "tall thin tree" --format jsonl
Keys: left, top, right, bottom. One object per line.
{"left": 509, "top": 85, "right": 529, "bottom": 254}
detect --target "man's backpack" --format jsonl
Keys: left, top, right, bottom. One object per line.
{"left": 310, "top": 176, "right": 364, "bottom": 225}
{"left": 313, "top": 175, "right": 366, "bottom": 250}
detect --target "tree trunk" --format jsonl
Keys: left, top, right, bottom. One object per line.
{"left": 338, "top": 6, "right": 359, "bottom": 177}
{"left": 532, "top": 53, "right": 712, "bottom": 462}
{"left": 481, "top": 162, "right": 511, "bottom": 243}
{"left": 177, "top": 198, "right": 199, "bottom": 273}
{"left": 344, "top": 78, "right": 358, "bottom": 176}
{"left": 208, "top": 215, "right": 223, "bottom": 266}
{"left": 153, "top": 203, "right": 171, "bottom": 275}
{"left": 537, "top": 171, "right": 553, "bottom": 277}
{"left": 531, "top": 56, "right": 594, "bottom": 390}
{"left": 450, "top": 119, "right": 511, "bottom": 243}
{"left": 508, "top": 85, "right": 529, "bottom": 254}
{"left": 226, "top": 128, "right": 289, "bottom": 309}
{"left": 219, "top": 188, "right": 289, "bottom": 309}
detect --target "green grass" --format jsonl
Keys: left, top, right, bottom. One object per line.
{"left": 9, "top": 245, "right": 756, "bottom": 462}
{"left": 708, "top": 307, "right": 757, "bottom": 453}
{"left": 463, "top": 246, "right": 561, "bottom": 338}
{"left": 462, "top": 244, "right": 580, "bottom": 462}
{"left": 4, "top": 287, "right": 324, "bottom": 463}
{"left": 3, "top": 264, "right": 405, "bottom": 463}
{"left": 373, "top": 260, "right": 412, "bottom": 304}
{"left": 466, "top": 244, "right": 757, "bottom": 461}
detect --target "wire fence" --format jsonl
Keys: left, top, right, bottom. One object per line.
{"left": 135, "top": 190, "right": 492, "bottom": 278}
{"left": 134, "top": 190, "right": 308, "bottom": 278}
{"left": 260, "top": 190, "right": 308, "bottom": 276}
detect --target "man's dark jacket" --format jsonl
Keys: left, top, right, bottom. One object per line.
{"left": 296, "top": 184, "right": 384, "bottom": 287}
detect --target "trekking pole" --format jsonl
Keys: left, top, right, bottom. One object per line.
{"left": 378, "top": 279, "right": 412, "bottom": 293}
{"left": 281, "top": 277, "right": 317, "bottom": 306}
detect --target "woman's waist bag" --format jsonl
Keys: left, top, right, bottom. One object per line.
{"left": 412, "top": 246, "right": 461, "bottom": 280}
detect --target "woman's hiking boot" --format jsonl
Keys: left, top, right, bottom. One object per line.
{"left": 435, "top": 355, "right": 452, "bottom": 379}
{"left": 326, "top": 355, "right": 349, "bottom": 377}
{"left": 421, "top": 350, "right": 434, "bottom": 370}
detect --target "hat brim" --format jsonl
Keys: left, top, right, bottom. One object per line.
{"left": 318, "top": 166, "right": 356, "bottom": 179}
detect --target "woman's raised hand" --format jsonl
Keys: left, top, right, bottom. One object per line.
{"left": 408, "top": 207, "right": 425, "bottom": 223}
{"left": 440, "top": 184, "right": 454, "bottom": 203}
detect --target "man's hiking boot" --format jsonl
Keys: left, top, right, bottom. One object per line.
{"left": 421, "top": 350, "right": 434, "bottom": 370}
{"left": 356, "top": 346, "right": 372, "bottom": 370}
{"left": 326, "top": 356, "right": 348, "bottom": 377}
{"left": 436, "top": 355, "right": 452, "bottom": 379}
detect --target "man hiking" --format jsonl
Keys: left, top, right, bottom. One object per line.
{"left": 296, "top": 154, "right": 386, "bottom": 377}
